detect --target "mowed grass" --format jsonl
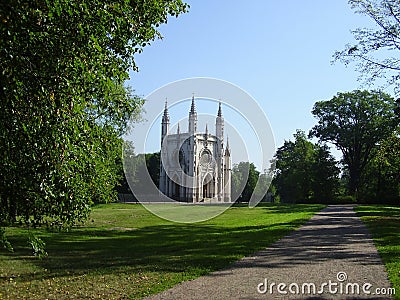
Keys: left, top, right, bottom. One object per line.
{"left": 355, "top": 205, "right": 400, "bottom": 299}
{"left": 0, "top": 203, "right": 323, "bottom": 299}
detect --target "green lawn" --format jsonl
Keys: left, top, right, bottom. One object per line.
{"left": 355, "top": 205, "right": 400, "bottom": 300}
{"left": 0, "top": 203, "right": 323, "bottom": 299}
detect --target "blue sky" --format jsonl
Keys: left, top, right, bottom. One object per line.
{"left": 127, "top": 0, "right": 380, "bottom": 169}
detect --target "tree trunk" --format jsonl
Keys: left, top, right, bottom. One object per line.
{"left": 348, "top": 164, "right": 361, "bottom": 200}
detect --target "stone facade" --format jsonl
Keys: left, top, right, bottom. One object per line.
{"left": 159, "top": 97, "right": 231, "bottom": 202}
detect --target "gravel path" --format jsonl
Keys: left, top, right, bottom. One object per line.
{"left": 145, "top": 205, "right": 394, "bottom": 299}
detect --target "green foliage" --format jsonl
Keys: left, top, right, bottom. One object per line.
{"left": 0, "top": 227, "right": 13, "bottom": 253}
{"left": 231, "top": 162, "right": 260, "bottom": 202}
{"left": 146, "top": 152, "right": 161, "bottom": 187}
{"left": 254, "top": 171, "right": 273, "bottom": 202}
{"left": 28, "top": 233, "right": 48, "bottom": 259}
{"left": 273, "top": 130, "right": 340, "bottom": 203}
{"left": 359, "top": 131, "right": 400, "bottom": 203}
{"left": 311, "top": 144, "right": 341, "bottom": 201}
{"left": 120, "top": 140, "right": 137, "bottom": 195}
{"left": 310, "top": 90, "right": 399, "bottom": 198}
{"left": 123, "top": 151, "right": 161, "bottom": 199}
{"left": 334, "top": 0, "right": 400, "bottom": 92}
{"left": 333, "top": 195, "right": 357, "bottom": 204}
{"left": 0, "top": 1, "right": 188, "bottom": 228}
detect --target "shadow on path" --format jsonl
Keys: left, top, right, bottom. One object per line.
{"left": 146, "top": 206, "right": 394, "bottom": 300}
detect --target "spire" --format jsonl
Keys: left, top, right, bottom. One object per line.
{"left": 162, "top": 99, "right": 170, "bottom": 123}
{"left": 190, "top": 93, "right": 196, "bottom": 115}
{"left": 217, "top": 101, "right": 222, "bottom": 117}
{"left": 177, "top": 122, "right": 180, "bottom": 134}
{"left": 205, "top": 123, "right": 208, "bottom": 135}
{"left": 215, "top": 101, "right": 224, "bottom": 140}
{"left": 161, "top": 98, "right": 170, "bottom": 143}
{"left": 225, "top": 136, "right": 231, "bottom": 156}
{"left": 188, "top": 94, "right": 197, "bottom": 133}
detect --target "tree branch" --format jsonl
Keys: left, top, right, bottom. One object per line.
{"left": 388, "top": 4, "right": 400, "bottom": 26}
{"left": 353, "top": 53, "right": 400, "bottom": 71}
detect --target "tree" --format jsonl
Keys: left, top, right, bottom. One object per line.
{"left": 0, "top": 1, "right": 188, "bottom": 229}
{"left": 273, "top": 130, "right": 339, "bottom": 203}
{"left": 273, "top": 131, "right": 314, "bottom": 203}
{"left": 360, "top": 131, "right": 400, "bottom": 203}
{"left": 120, "top": 151, "right": 160, "bottom": 201}
{"left": 145, "top": 152, "right": 161, "bottom": 188}
{"left": 254, "top": 170, "right": 273, "bottom": 202}
{"left": 334, "top": 0, "right": 400, "bottom": 92}
{"left": 311, "top": 145, "right": 341, "bottom": 202}
{"left": 118, "top": 141, "right": 137, "bottom": 196}
{"left": 310, "top": 90, "right": 399, "bottom": 198}
{"left": 231, "top": 162, "right": 260, "bottom": 202}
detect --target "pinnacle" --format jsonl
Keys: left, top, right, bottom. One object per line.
{"left": 190, "top": 94, "right": 196, "bottom": 114}
{"left": 162, "top": 98, "right": 170, "bottom": 122}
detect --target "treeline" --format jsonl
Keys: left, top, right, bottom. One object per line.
{"left": 135, "top": 91, "right": 400, "bottom": 205}
{"left": 272, "top": 90, "right": 400, "bottom": 204}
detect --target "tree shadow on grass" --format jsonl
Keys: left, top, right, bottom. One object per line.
{"left": 355, "top": 205, "right": 400, "bottom": 218}
{"left": 4, "top": 204, "right": 390, "bottom": 296}
{"left": 356, "top": 205, "right": 400, "bottom": 262}
{"left": 2, "top": 221, "right": 302, "bottom": 283}
{"left": 1, "top": 204, "right": 327, "bottom": 285}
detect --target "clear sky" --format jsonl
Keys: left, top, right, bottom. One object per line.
{"left": 127, "top": 0, "right": 382, "bottom": 169}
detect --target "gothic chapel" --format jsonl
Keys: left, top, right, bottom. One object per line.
{"left": 159, "top": 96, "right": 231, "bottom": 202}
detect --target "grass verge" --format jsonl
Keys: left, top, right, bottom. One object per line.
{"left": 355, "top": 205, "right": 400, "bottom": 299}
{"left": 0, "top": 203, "right": 323, "bottom": 299}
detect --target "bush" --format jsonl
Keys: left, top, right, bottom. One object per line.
{"left": 332, "top": 195, "right": 357, "bottom": 204}
{"left": 0, "top": 227, "right": 13, "bottom": 253}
